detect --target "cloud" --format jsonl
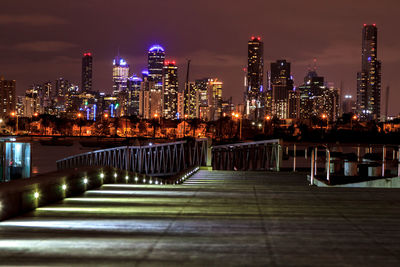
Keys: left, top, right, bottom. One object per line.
{"left": 15, "top": 41, "right": 77, "bottom": 52}
{"left": 177, "top": 50, "right": 244, "bottom": 68}
{"left": 294, "top": 41, "right": 360, "bottom": 67}
{"left": 0, "top": 15, "right": 67, "bottom": 26}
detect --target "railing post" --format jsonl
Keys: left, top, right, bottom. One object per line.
{"left": 382, "top": 145, "right": 386, "bottom": 177}
{"left": 398, "top": 146, "right": 400, "bottom": 177}
{"left": 314, "top": 147, "right": 318, "bottom": 176}
{"left": 276, "top": 142, "right": 282, "bottom": 172}
{"left": 326, "top": 147, "right": 330, "bottom": 182}
{"left": 310, "top": 147, "right": 314, "bottom": 185}
{"left": 293, "top": 144, "right": 296, "bottom": 172}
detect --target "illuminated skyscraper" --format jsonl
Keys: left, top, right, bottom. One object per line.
{"left": 195, "top": 78, "right": 211, "bottom": 120}
{"left": 184, "top": 82, "right": 197, "bottom": 119}
{"left": 112, "top": 56, "right": 129, "bottom": 94}
{"left": 270, "top": 60, "right": 293, "bottom": 119}
{"left": 245, "top": 36, "right": 264, "bottom": 121}
{"left": 162, "top": 61, "right": 178, "bottom": 119}
{"left": 0, "top": 77, "right": 16, "bottom": 118}
{"left": 207, "top": 79, "right": 223, "bottom": 121}
{"left": 148, "top": 45, "right": 165, "bottom": 91}
{"left": 127, "top": 75, "right": 141, "bottom": 116}
{"left": 55, "top": 78, "right": 70, "bottom": 97}
{"left": 357, "top": 24, "right": 381, "bottom": 120}
{"left": 82, "top": 52, "right": 93, "bottom": 92}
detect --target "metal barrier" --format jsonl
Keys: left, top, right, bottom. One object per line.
{"left": 309, "top": 144, "right": 400, "bottom": 185}
{"left": 56, "top": 139, "right": 208, "bottom": 176}
{"left": 211, "top": 139, "right": 282, "bottom": 171}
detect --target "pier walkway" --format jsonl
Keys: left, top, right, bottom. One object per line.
{"left": 1, "top": 170, "right": 400, "bottom": 266}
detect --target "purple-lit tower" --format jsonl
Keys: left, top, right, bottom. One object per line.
{"left": 245, "top": 36, "right": 264, "bottom": 121}
{"left": 148, "top": 45, "right": 165, "bottom": 91}
{"left": 357, "top": 24, "right": 381, "bottom": 120}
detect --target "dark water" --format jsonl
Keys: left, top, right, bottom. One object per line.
{"left": 31, "top": 140, "right": 95, "bottom": 176}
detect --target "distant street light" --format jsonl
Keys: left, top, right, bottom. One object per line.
{"left": 10, "top": 112, "right": 18, "bottom": 135}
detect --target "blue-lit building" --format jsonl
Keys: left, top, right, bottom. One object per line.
{"left": 245, "top": 36, "right": 264, "bottom": 121}
{"left": 148, "top": 45, "right": 165, "bottom": 91}
{"left": 112, "top": 56, "right": 130, "bottom": 94}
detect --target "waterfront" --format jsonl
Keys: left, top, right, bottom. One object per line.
{"left": 1, "top": 170, "right": 399, "bottom": 266}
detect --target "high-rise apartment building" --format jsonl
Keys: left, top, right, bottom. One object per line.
{"left": 245, "top": 36, "right": 264, "bottom": 121}
{"left": 127, "top": 75, "right": 141, "bottom": 117}
{"left": 0, "top": 77, "right": 16, "bottom": 118}
{"left": 148, "top": 45, "right": 165, "bottom": 91}
{"left": 194, "top": 78, "right": 210, "bottom": 120}
{"left": 112, "top": 56, "right": 129, "bottom": 94}
{"left": 298, "top": 70, "right": 339, "bottom": 121}
{"left": 356, "top": 24, "right": 381, "bottom": 120}
{"left": 82, "top": 52, "right": 93, "bottom": 92}
{"left": 207, "top": 79, "right": 223, "bottom": 121}
{"left": 162, "top": 61, "right": 178, "bottom": 119}
{"left": 270, "top": 60, "right": 294, "bottom": 119}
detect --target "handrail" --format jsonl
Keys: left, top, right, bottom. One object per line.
{"left": 56, "top": 139, "right": 208, "bottom": 177}
{"left": 56, "top": 140, "right": 188, "bottom": 163}
{"left": 212, "top": 139, "right": 280, "bottom": 149}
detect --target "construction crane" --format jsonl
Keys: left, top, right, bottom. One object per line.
{"left": 183, "top": 59, "right": 191, "bottom": 136}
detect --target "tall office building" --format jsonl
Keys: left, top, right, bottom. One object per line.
{"left": 207, "top": 79, "right": 223, "bottom": 121}
{"left": 356, "top": 24, "right": 381, "bottom": 120}
{"left": 270, "top": 60, "right": 293, "bottom": 119}
{"left": 112, "top": 56, "right": 129, "bottom": 94}
{"left": 162, "top": 61, "right": 178, "bottom": 119}
{"left": 55, "top": 78, "right": 70, "bottom": 97}
{"left": 148, "top": 45, "right": 165, "bottom": 91}
{"left": 195, "top": 78, "right": 211, "bottom": 120}
{"left": 82, "top": 52, "right": 93, "bottom": 92}
{"left": 245, "top": 36, "right": 264, "bottom": 121}
{"left": 298, "top": 70, "right": 339, "bottom": 121}
{"left": 127, "top": 75, "right": 141, "bottom": 117}
{"left": 184, "top": 82, "right": 197, "bottom": 119}
{"left": 0, "top": 77, "right": 16, "bottom": 118}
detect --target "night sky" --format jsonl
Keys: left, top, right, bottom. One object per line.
{"left": 1, "top": 0, "right": 399, "bottom": 114}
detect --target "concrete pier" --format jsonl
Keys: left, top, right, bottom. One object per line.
{"left": 1, "top": 170, "right": 400, "bottom": 266}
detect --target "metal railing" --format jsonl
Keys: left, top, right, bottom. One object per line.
{"left": 57, "top": 139, "right": 208, "bottom": 176}
{"left": 211, "top": 139, "right": 282, "bottom": 171}
{"left": 309, "top": 144, "right": 400, "bottom": 185}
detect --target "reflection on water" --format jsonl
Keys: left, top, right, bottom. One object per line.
{"left": 31, "top": 139, "right": 96, "bottom": 176}
{"left": 32, "top": 166, "right": 39, "bottom": 174}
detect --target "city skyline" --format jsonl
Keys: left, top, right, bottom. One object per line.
{"left": 0, "top": 0, "right": 399, "bottom": 114}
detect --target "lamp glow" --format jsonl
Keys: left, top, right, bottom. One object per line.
{"left": 62, "top": 184, "right": 67, "bottom": 190}
{"left": 113, "top": 173, "right": 117, "bottom": 178}
{"left": 125, "top": 176, "right": 129, "bottom": 181}
{"left": 34, "top": 192, "right": 39, "bottom": 199}
{"left": 83, "top": 178, "right": 88, "bottom": 184}
{"left": 100, "top": 173, "right": 105, "bottom": 178}
{"left": 134, "top": 176, "right": 138, "bottom": 182}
